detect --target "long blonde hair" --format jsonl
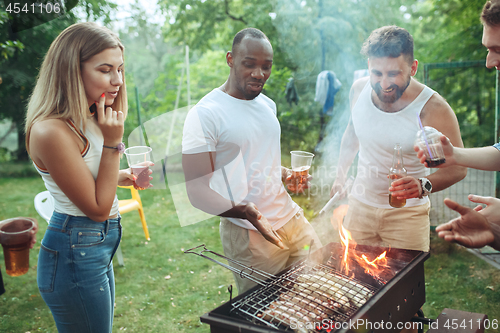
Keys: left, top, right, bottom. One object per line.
{"left": 25, "top": 22, "right": 128, "bottom": 153}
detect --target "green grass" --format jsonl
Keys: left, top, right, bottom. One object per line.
{"left": 423, "top": 234, "right": 500, "bottom": 325}
{"left": 0, "top": 176, "right": 499, "bottom": 332}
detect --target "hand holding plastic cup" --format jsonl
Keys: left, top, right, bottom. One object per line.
{"left": 288, "top": 151, "right": 314, "bottom": 193}
{"left": 124, "top": 146, "right": 152, "bottom": 190}
{"left": 0, "top": 218, "right": 35, "bottom": 276}
{"left": 415, "top": 126, "right": 446, "bottom": 167}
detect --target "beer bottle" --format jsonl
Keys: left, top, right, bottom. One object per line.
{"left": 389, "top": 143, "right": 407, "bottom": 208}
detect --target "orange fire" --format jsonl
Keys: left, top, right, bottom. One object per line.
{"left": 332, "top": 205, "right": 389, "bottom": 278}
{"left": 339, "top": 222, "right": 352, "bottom": 275}
{"left": 357, "top": 251, "right": 388, "bottom": 277}
{"left": 331, "top": 204, "right": 349, "bottom": 230}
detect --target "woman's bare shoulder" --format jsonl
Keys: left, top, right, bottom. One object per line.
{"left": 30, "top": 119, "right": 82, "bottom": 164}
{"left": 31, "top": 118, "right": 74, "bottom": 142}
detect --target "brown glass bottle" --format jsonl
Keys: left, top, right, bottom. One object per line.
{"left": 389, "top": 143, "right": 407, "bottom": 208}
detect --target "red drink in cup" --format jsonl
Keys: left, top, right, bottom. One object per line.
{"left": 131, "top": 165, "right": 150, "bottom": 190}
{"left": 125, "top": 146, "right": 152, "bottom": 190}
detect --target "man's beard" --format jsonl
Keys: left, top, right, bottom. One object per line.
{"left": 373, "top": 77, "right": 411, "bottom": 104}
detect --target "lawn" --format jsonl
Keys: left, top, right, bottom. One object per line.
{"left": 0, "top": 176, "right": 499, "bottom": 332}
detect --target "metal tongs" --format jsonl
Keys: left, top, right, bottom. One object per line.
{"left": 184, "top": 242, "right": 316, "bottom": 287}
{"left": 318, "top": 176, "right": 354, "bottom": 216}
{"left": 184, "top": 244, "right": 277, "bottom": 286}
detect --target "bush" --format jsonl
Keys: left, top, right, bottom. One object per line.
{"left": 0, "top": 161, "right": 38, "bottom": 178}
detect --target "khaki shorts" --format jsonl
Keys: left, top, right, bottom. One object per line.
{"left": 220, "top": 210, "right": 322, "bottom": 294}
{"left": 343, "top": 196, "right": 430, "bottom": 252}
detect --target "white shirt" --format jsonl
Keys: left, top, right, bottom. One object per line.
{"left": 35, "top": 117, "right": 119, "bottom": 217}
{"left": 351, "top": 81, "right": 434, "bottom": 208}
{"left": 182, "top": 88, "right": 299, "bottom": 230}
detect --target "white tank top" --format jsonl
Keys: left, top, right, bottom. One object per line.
{"left": 351, "top": 80, "right": 434, "bottom": 208}
{"left": 34, "top": 116, "right": 119, "bottom": 217}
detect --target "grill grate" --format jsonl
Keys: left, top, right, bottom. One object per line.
{"left": 230, "top": 261, "right": 378, "bottom": 332}
{"left": 197, "top": 243, "right": 430, "bottom": 333}
{"left": 185, "top": 245, "right": 378, "bottom": 332}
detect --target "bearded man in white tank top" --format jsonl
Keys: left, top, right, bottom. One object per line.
{"left": 330, "top": 26, "right": 467, "bottom": 253}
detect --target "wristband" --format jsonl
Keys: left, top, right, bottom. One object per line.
{"left": 103, "top": 142, "right": 125, "bottom": 154}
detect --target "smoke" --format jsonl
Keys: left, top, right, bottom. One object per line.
{"left": 269, "top": 0, "right": 370, "bottom": 217}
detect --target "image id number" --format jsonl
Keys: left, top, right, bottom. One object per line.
{"left": 6, "top": 1, "right": 61, "bottom": 14}
{"left": 443, "top": 318, "right": 498, "bottom": 330}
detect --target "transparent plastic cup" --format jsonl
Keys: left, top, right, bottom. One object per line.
{"left": 124, "top": 146, "right": 152, "bottom": 190}
{"left": 415, "top": 126, "right": 446, "bottom": 167}
{"left": 289, "top": 151, "right": 314, "bottom": 192}
{"left": 0, "top": 218, "right": 35, "bottom": 276}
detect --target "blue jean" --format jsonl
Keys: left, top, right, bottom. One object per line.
{"left": 37, "top": 212, "right": 122, "bottom": 333}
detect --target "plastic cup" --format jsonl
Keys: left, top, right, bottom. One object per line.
{"left": 415, "top": 126, "right": 446, "bottom": 167}
{"left": 124, "top": 146, "right": 152, "bottom": 190}
{"left": 0, "top": 218, "right": 35, "bottom": 277}
{"left": 289, "top": 151, "right": 314, "bottom": 192}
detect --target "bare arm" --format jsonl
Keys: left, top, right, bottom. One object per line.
{"left": 391, "top": 93, "right": 467, "bottom": 198}
{"left": 451, "top": 145, "right": 500, "bottom": 171}
{"left": 330, "top": 80, "right": 363, "bottom": 197}
{"left": 421, "top": 94, "right": 467, "bottom": 192}
{"left": 182, "top": 152, "right": 284, "bottom": 248}
{"left": 415, "top": 135, "right": 500, "bottom": 171}
{"left": 29, "top": 95, "right": 124, "bottom": 222}
{"left": 330, "top": 118, "right": 359, "bottom": 196}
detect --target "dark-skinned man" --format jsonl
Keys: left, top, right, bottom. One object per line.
{"left": 182, "top": 28, "right": 321, "bottom": 294}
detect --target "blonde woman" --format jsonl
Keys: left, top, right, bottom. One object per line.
{"left": 25, "top": 22, "right": 138, "bottom": 332}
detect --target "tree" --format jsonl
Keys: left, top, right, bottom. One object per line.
{"left": 156, "top": 0, "right": 419, "bottom": 158}
{"left": 407, "top": 0, "right": 496, "bottom": 148}
{"left": 0, "top": 0, "right": 116, "bottom": 160}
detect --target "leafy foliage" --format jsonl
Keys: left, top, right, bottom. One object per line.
{"left": 408, "top": 0, "right": 498, "bottom": 147}
{"left": 0, "top": 0, "right": 117, "bottom": 160}
{"left": 0, "top": 13, "right": 77, "bottom": 159}
{"left": 0, "top": 0, "right": 498, "bottom": 160}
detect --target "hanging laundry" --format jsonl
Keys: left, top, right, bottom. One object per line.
{"left": 314, "top": 70, "right": 341, "bottom": 115}
{"left": 285, "top": 77, "right": 299, "bottom": 106}
{"left": 353, "top": 69, "right": 369, "bottom": 82}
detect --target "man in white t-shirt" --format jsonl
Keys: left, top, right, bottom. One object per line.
{"left": 330, "top": 26, "right": 467, "bottom": 253}
{"left": 182, "top": 28, "right": 321, "bottom": 294}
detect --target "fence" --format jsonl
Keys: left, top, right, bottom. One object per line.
{"left": 429, "top": 168, "right": 496, "bottom": 226}
{"left": 422, "top": 61, "right": 499, "bottom": 226}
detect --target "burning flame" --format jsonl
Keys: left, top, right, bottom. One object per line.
{"left": 332, "top": 205, "right": 389, "bottom": 279}
{"left": 331, "top": 204, "right": 349, "bottom": 230}
{"left": 339, "top": 222, "right": 352, "bottom": 275}
{"left": 332, "top": 205, "right": 354, "bottom": 275}
{"left": 359, "top": 252, "right": 387, "bottom": 271}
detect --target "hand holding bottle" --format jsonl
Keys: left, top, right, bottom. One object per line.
{"left": 388, "top": 143, "right": 407, "bottom": 208}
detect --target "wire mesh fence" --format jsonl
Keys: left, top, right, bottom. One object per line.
{"left": 422, "top": 61, "right": 498, "bottom": 226}
{"left": 429, "top": 168, "right": 496, "bottom": 226}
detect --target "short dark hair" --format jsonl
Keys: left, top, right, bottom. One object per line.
{"left": 232, "top": 28, "right": 270, "bottom": 52}
{"left": 481, "top": 0, "right": 500, "bottom": 27}
{"left": 361, "top": 25, "right": 414, "bottom": 64}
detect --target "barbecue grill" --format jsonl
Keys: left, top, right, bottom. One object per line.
{"left": 185, "top": 242, "right": 430, "bottom": 333}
